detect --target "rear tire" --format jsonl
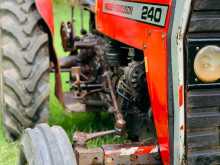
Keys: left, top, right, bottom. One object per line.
{"left": 0, "top": 0, "right": 50, "bottom": 140}
{"left": 19, "top": 124, "right": 77, "bottom": 165}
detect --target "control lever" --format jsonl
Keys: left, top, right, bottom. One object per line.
{"left": 104, "top": 71, "right": 126, "bottom": 134}
{"left": 73, "top": 130, "right": 117, "bottom": 147}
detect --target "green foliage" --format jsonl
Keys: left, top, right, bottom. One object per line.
{"left": 54, "top": 0, "right": 68, "bottom": 4}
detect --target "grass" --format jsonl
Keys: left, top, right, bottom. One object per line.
{"left": 0, "top": 2, "right": 123, "bottom": 165}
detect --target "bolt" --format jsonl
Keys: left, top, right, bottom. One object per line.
{"left": 162, "top": 32, "right": 166, "bottom": 39}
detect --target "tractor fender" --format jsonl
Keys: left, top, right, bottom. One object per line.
{"left": 35, "top": 0, "right": 64, "bottom": 104}
{"left": 35, "top": 0, "right": 54, "bottom": 34}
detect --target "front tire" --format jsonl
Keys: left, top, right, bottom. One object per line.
{"left": 0, "top": 0, "right": 50, "bottom": 140}
{"left": 19, "top": 124, "right": 77, "bottom": 165}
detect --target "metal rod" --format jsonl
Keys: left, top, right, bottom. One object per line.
{"left": 85, "top": 100, "right": 107, "bottom": 107}
{"left": 50, "top": 68, "right": 71, "bottom": 72}
{"left": 104, "top": 71, "right": 126, "bottom": 132}
{"left": 73, "top": 130, "right": 117, "bottom": 146}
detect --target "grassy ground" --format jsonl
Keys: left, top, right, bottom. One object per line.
{"left": 0, "top": 2, "right": 122, "bottom": 165}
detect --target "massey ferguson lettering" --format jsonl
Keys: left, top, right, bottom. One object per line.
{"left": 103, "top": 0, "right": 168, "bottom": 27}
{"left": 104, "top": 3, "right": 133, "bottom": 15}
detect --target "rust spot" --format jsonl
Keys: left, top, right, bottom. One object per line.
{"left": 147, "top": 31, "right": 152, "bottom": 36}
{"left": 180, "top": 125, "right": 184, "bottom": 130}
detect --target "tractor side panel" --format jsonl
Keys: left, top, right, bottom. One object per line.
{"left": 96, "top": 0, "right": 171, "bottom": 49}
{"left": 35, "top": 0, "right": 54, "bottom": 34}
{"left": 96, "top": 0, "right": 172, "bottom": 164}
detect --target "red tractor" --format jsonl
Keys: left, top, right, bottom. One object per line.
{"left": 0, "top": 0, "right": 220, "bottom": 164}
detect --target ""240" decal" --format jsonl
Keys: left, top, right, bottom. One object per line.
{"left": 103, "top": 0, "right": 168, "bottom": 27}
{"left": 141, "top": 6, "right": 163, "bottom": 23}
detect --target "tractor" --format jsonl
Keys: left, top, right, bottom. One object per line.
{"left": 0, "top": 0, "right": 220, "bottom": 164}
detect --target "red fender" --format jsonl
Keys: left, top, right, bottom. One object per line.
{"left": 35, "top": 0, "right": 64, "bottom": 103}
{"left": 35, "top": 0, "right": 55, "bottom": 34}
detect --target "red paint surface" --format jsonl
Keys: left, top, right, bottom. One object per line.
{"left": 96, "top": 0, "right": 173, "bottom": 164}
{"left": 179, "top": 85, "right": 184, "bottom": 107}
{"left": 134, "top": 145, "right": 157, "bottom": 156}
{"left": 104, "top": 145, "right": 156, "bottom": 156}
{"left": 36, "top": 0, "right": 54, "bottom": 34}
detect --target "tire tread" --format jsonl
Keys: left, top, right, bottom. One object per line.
{"left": 0, "top": 0, "right": 49, "bottom": 140}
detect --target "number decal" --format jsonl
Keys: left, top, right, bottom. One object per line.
{"left": 155, "top": 8, "right": 162, "bottom": 22}
{"left": 141, "top": 6, "right": 148, "bottom": 20}
{"left": 141, "top": 6, "right": 162, "bottom": 23}
{"left": 103, "top": 0, "right": 168, "bottom": 27}
{"left": 147, "top": 7, "right": 154, "bottom": 21}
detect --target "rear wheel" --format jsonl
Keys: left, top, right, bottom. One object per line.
{"left": 19, "top": 124, "right": 77, "bottom": 165}
{"left": 0, "top": 0, "right": 50, "bottom": 140}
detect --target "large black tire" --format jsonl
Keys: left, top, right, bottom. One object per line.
{"left": 19, "top": 124, "right": 77, "bottom": 165}
{"left": 0, "top": 0, "right": 50, "bottom": 140}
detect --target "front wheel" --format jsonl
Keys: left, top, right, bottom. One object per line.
{"left": 19, "top": 124, "right": 77, "bottom": 165}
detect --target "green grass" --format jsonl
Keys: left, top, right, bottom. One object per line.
{"left": 0, "top": 2, "right": 123, "bottom": 165}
